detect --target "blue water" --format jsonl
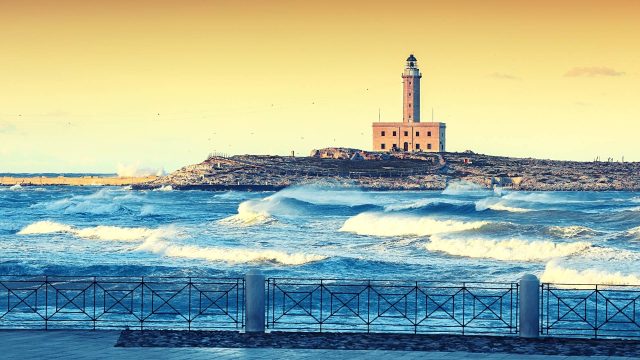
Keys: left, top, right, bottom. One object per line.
{"left": 1, "top": 182, "right": 639, "bottom": 284}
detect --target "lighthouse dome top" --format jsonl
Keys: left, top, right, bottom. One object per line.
{"left": 406, "top": 54, "right": 417, "bottom": 61}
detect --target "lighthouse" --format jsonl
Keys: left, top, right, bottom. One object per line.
{"left": 372, "top": 54, "right": 446, "bottom": 152}
{"left": 402, "top": 54, "right": 421, "bottom": 123}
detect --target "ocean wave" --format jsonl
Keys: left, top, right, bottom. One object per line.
{"left": 18, "top": 220, "right": 168, "bottom": 241}
{"left": 18, "top": 220, "right": 321, "bottom": 265}
{"left": 18, "top": 220, "right": 74, "bottom": 235}
{"left": 339, "top": 212, "right": 489, "bottom": 237}
{"left": 9, "top": 184, "right": 23, "bottom": 191}
{"left": 547, "top": 225, "right": 597, "bottom": 238}
{"left": 153, "top": 185, "right": 173, "bottom": 192}
{"left": 137, "top": 236, "right": 325, "bottom": 265}
{"left": 30, "top": 188, "right": 138, "bottom": 215}
{"left": 275, "top": 183, "right": 381, "bottom": 207}
{"left": 628, "top": 226, "right": 640, "bottom": 238}
{"left": 500, "top": 191, "right": 581, "bottom": 205}
{"left": 384, "top": 198, "right": 471, "bottom": 212}
{"left": 425, "top": 236, "right": 591, "bottom": 261}
{"left": 441, "top": 180, "right": 488, "bottom": 195}
{"left": 219, "top": 184, "right": 381, "bottom": 226}
{"left": 217, "top": 196, "right": 301, "bottom": 226}
{"left": 541, "top": 260, "right": 640, "bottom": 285}
{"left": 474, "top": 197, "right": 530, "bottom": 213}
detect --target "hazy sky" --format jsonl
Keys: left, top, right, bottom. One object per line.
{"left": 1, "top": 0, "right": 639, "bottom": 172}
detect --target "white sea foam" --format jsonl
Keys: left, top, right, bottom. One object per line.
{"left": 18, "top": 220, "right": 322, "bottom": 265}
{"left": 218, "top": 197, "right": 290, "bottom": 226}
{"left": 475, "top": 198, "right": 530, "bottom": 213}
{"left": 116, "top": 163, "right": 165, "bottom": 177}
{"left": 541, "top": 260, "right": 640, "bottom": 285}
{"left": 9, "top": 184, "right": 22, "bottom": 191}
{"left": 425, "top": 236, "right": 591, "bottom": 261}
{"left": 441, "top": 180, "right": 488, "bottom": 195}
{"left": 548, "top": 225, "right": 596, "bottom": 238}
{"left": 18, "top": 220, "right": 74, "bottom": 235}
{"left": 137, "top": 234, "right": 325, "bottom": 265}
{"left": 153, "top": 185, "right": 173, "bottom": 192}
{"left": 340, "top": 212, "right": 489, "bottom": 237}
{"left": 628, "top": 226, "right": 640, "bottom": 238}
{"left": 17, "top": 220, "right": 167, "bottom": 241}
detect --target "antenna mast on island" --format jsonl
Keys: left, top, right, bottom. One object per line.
{"left": 378, "top": 108, "right": 381, "bottom": 122}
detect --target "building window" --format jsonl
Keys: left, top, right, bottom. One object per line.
{"left": 392, "top": 131, "right": 397, "bottom": 136}
{"left": 408, "top": 93, "right": 411, "bottom": 96}
{"left": 416, "top": 131, "right": 420, "bottom": 137}
{"left": 416, "top": 144, "right": 421, "bottom": 149}
{"left": 409, "top": 103, "right": 412, "bottom": 107}
{"left": 381, "top": 131, "right": 385, "bottom": 136}
{"left": 381, "top": 143, "right": 386, "bottom": 150}
{"left": 404, "top": 131, "right": 408, "bottom": 136}
{"left": 427, "top": 131, "right": 432, "bottom": 137}
{"left": 392, "top": 144, "right": 398, "bottom": 149}
{"left": 427, "top": 144, "right": 432, "bottom": 150}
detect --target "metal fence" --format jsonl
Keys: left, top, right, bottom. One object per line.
{"left": 3, "top": 273, "right": 639, "bottom": 340}
{"left": 267, "top": 278, "right": 518, "bottom": 335}
{"left": 0, "top": 275, "right": 244, "bottom": 330}
{"left": 541, "top": 283, "right": 640, "bottom": 338}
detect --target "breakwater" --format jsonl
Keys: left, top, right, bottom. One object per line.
{"left": 1, "top": 175, "right": 158, "bottom": 187}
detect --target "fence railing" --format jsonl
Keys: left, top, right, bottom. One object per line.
{"left": 0, "top": 275, "right": 244, "bottom": 330}
{"left": 2, "top": 273, "right": 639, "bottom": 340}
{"left": 541, "top": 283, "right": 640, "bottom": 339}
{"left": 266, "top": 278, "right": 518, "bottom": 335}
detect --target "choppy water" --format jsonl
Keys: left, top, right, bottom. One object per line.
{"left": 1, "top": 182, "right": 639, "bottom": 284}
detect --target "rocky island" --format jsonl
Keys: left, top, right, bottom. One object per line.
{"left": 135, "top": 148, "right": 640, "bottom": 191}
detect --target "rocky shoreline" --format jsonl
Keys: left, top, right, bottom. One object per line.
{"left": 139, "top": 148, "right": 640, "bottom": 192}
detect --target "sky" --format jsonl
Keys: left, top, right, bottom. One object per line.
{"left": 1, "top": 0, "right": 639, "bottom": 173}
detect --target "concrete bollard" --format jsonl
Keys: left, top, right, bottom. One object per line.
{"left": 519, "top": 274, "right": 540, "bottom": 338}
{"left": 245, "top": 269, "right": 265, "bottom": 333}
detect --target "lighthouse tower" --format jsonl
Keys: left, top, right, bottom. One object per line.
{"left": 402, "top": 54, "right": 421, "bottom": 123}
{"left": 372, "top": 54, "right": 446, "bottom": 153}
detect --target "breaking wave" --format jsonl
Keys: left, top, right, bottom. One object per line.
{"left": 153, "top": 185, "right": 173, "bottom": 192}
{"left": 547, "top": 225, "right": 597, "bottom": 238}
{"left": 18, "top": 221, "right": 324, "bottom": 265}
{"left": 384, "top": 198, "right": 471, "bottom": 212}
{"left": 18, "top": 220, "right": 166, "bottom": 241}
{"left": 116, "top": 163, "right": 165, "bottom": 177}
{"left": 9, "top": 184, "right": 23, "bottom": 191}
{"left": 219, "top": 184, "right": 383, "bottom": 226}
{"left": 275, "top": 184, "right": 378, "bottom": 207}
{"left": 340, "top": 212, "right": 489, "bottom": 237}
{"left": 541, "top": 260, "right": 640, "bottom": 285}
{"left": 425, "top": 236, "right": 592, "bottom": 261}
{"left": 441, "top": 180, "right": 488, "bottom": 195}
{"left": 138, "top": 237, "right": 325, "bottom": 266}
{"left": 474, "top": 197, "right": 530, "bottom": 213}
{"left": 30, "top": 189, "right": 140, "bottom": 215}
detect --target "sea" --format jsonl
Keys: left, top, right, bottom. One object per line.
{"left": 1, "top": 181, "right": 639, "bottom": 284}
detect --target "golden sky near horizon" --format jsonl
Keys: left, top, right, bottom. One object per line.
{"left": 1, "top": 0, "right": 639, "bottom": 172}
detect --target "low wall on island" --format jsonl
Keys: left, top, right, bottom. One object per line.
{"left": 0, "top": 175, "right": 158, "bottom": 186}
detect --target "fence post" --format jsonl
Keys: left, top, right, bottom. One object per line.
{"left": 245, "top": 269, "right": 265, "bottom": 333}
{"left": 519, "top": 274, "right": 540, "bottom": 338}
